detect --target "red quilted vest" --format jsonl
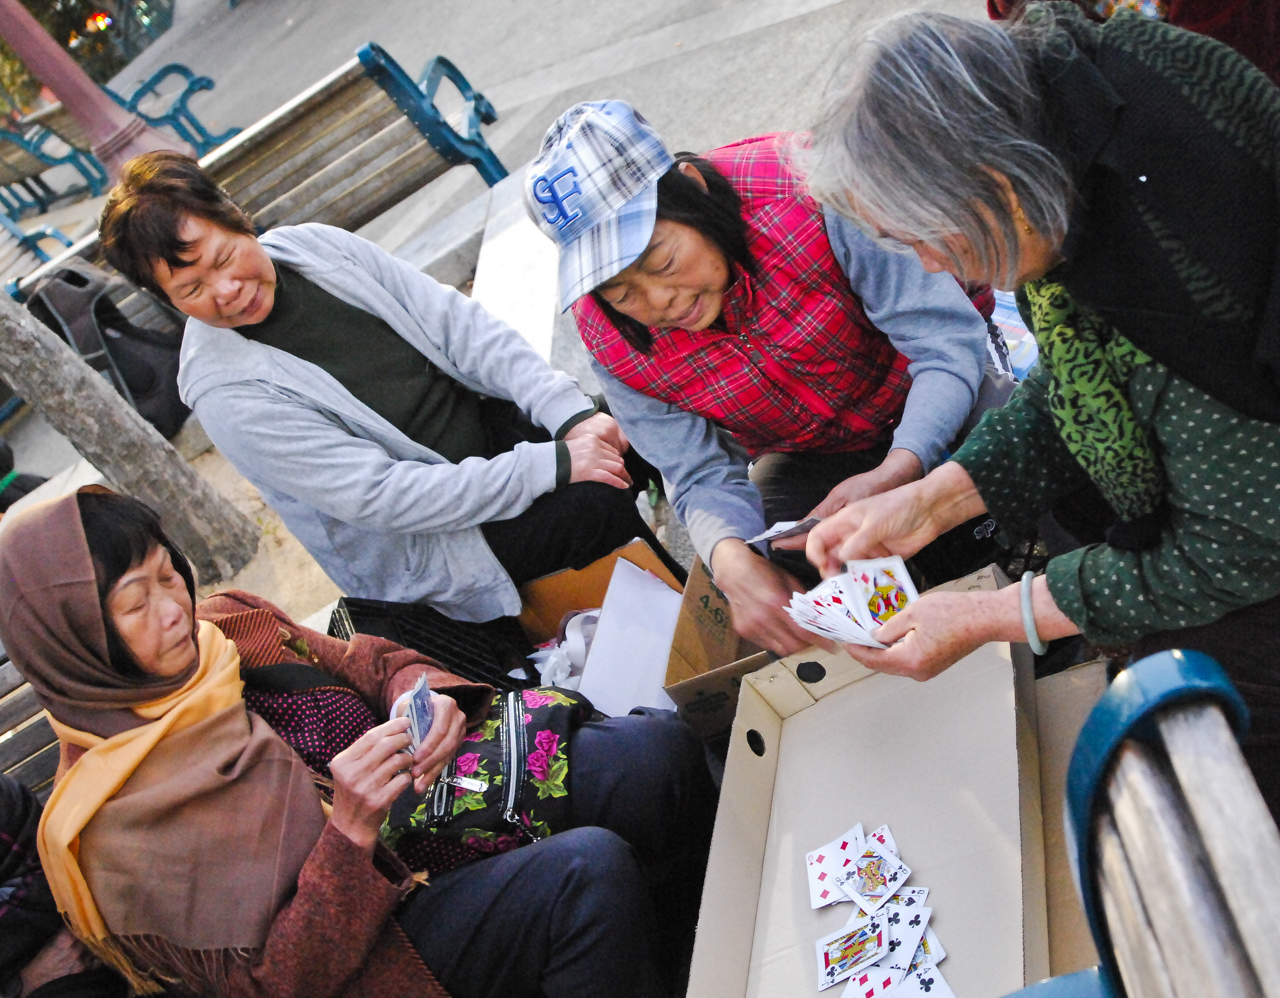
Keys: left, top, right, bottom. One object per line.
{"left": 575, "top": 133, "right": 913, "bottom": 456}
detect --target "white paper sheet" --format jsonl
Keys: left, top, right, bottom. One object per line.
{"left": 578, "top": 558, "right": 682, "bottom": 717}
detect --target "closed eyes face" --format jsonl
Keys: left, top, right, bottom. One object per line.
{"left": 152, "top": 215, "right": 278, "bottom": 328}
{"left": 105, "top": 544, "right": 197, "bottom": 678}
{"left": 595, "top": 218, "right": 732, "bottom": 332}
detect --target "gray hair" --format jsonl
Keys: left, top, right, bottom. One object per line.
{"left": 802, "top": 10, "right": 1073, "bottom": 288}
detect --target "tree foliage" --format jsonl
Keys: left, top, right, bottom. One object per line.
{"left": 0, "top": 0, "right": 128, "bottom": 117}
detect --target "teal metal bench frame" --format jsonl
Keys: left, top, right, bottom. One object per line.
{"left": 107, "top": 63, "right": 241, "bottom": 158}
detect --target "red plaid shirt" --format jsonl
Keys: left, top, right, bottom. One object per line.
{"left": 578, "top": 133, "right": 916, "bottom": 456}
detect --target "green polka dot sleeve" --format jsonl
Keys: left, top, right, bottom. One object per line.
{"left": 1044, "top": 365, "right": 1280, "bottom": 645}
{"left": 952, "top": 363, "right": 1094, "bottom": 537}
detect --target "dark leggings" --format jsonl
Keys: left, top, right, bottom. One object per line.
{"left": 478, "top": 398, "right": 687, "bottom": 587}
{"left": 395, "top": 709, "right": 718, "bottom": 998}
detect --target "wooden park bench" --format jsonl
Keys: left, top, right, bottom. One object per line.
{"left": 12, "top": 42, "right": 507, "bottom": 325}
{"left": 0, "top": 45, "right": 508, "bottom": 793}
{"left": 0, "top": 125, "right": 108, "bottom": 219}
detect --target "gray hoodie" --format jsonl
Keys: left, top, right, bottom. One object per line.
{"left": 178, "top": 223, "right": 594, "bottom": 620}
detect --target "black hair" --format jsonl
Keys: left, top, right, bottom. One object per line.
{"left": 75, "top": 490, "right": 196, "bottom": 678}
{"left": 591, "top": 153, "right": 756, "bottom": 353}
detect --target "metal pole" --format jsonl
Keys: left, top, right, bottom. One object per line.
{"left": 0, "top": 0, "right": 193, "bottom": 179}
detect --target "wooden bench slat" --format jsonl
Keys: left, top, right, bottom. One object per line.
{"left": 0, "top": 661, "right": 23, "bottom": 700}
{"left": 307, "top": 143, "right": 450, "bottom": 233}
{"left": 0, "top": 714, "right": 55, "bottom": 773}
{"left": 255, "top": 119, "right": 445, "bottom": 230}
{"left": 216, "top": 84, "right": 398, "bottom": 212}
{"left": 7, "top": 740, "right": 59, "bottom": 791}
{"left": 0, "top": 684, "right": 42, "bottom": 735}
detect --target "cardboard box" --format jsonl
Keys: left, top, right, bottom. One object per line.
{"left": 689, "top": 567, "right": 1049, "bottom": 998}
{"left": 516, "top": 539, "right": 683, "bottom": 644}
{"left": 1035, "top": 659, "right": 1108, "bottom": 976}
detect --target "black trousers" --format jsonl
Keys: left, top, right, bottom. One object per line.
{"left": 749, "top": 443, "right": 1002, "bottom": 590}
{"left": 477, "top": 399, "right": 686, "bottom": 587}
{"left": 396, "top": 709, "right": 719, "bottom": 998}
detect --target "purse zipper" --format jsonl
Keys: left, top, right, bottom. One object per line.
{"left": 501, "top": 690, "right": 526, "bottom": 826}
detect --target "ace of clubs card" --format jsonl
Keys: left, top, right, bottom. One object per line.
{"left": 806, "top": 824, "right": 865, "bottom": 908}
{"left": 815, "top": 916, "right": 887, "bottom": 991}
{"left": 836, "top": 843, "right": 911, "bottom": 916}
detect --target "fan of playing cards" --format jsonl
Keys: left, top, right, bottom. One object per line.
{"left": 807, "top": 823, "right": 953, "bottom": 997}
{"left": 787, "top": 557, "right": 920, "bottom": 649}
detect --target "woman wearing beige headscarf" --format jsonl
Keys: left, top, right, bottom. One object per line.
{"left": 0, "top": 490, "right": 716, "bottom": 998}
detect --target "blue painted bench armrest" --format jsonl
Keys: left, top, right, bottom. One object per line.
{"left": 109, "top": 63, "right": 241, "bottom": 157}
{"left": 357, "top": 44, "right": 507, "bottom": 188}
{"left": 1001, "top": 968, "right": 1115, "bottom": 998}
{"left": 1061, "top": 650, "right": 1248, "bottom": 996}
{"left": 0, "top": 126, "right": 107, "bottom": 201}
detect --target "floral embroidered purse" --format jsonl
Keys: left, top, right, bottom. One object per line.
{"left": 383, "top": 686, "right": 594, "bottom": 855}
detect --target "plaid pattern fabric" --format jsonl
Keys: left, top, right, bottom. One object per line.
{"left": 523, "top": 101, "right": 675, "bottom": 310}
{"left": 577, "top": 133, "right": 913, "bottom": 456}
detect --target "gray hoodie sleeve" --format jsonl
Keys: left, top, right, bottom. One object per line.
{"left": 824, "top": 209, "right": 989, "bottom": 471}
{"left": 591, "top": 360, "right": 765, "bottom": 563}
{"left": 193, "top": 380, "right": 560, "bottom": 536}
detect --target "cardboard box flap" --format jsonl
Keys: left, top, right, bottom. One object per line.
{"left": 777, "top": 647, "right": 873, "bottom": 701}
{"left": 667, "top": 557, "right": 758, "bottom": 685}
{"left": 517, "top": 539, "right": 681, "bottom": 644}
{"left": 745, "top": 662, "right": 815, "bottom": 720}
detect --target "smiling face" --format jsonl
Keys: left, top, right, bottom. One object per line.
{"left": 105, "top": 544, "right": 198, "bottom": 679}
{"left": 152, "top": 215, "right": 278, "bottom": 327}
{"left": 595, "top": 217, "right": 733, "bottom": 332}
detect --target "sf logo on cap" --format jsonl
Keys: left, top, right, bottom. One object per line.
{"left": 533, "top": 167, "right": 583, "bottom": 230}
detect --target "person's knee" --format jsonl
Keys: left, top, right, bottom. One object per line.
{"left": 542, "top": 827, "right": 646, "bottom": 906}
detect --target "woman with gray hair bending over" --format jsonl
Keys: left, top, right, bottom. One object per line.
{"left": 797, "top": 2, "right": 1280, "bottom": 815}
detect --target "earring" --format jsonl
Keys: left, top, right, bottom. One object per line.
{"left": 1015, "top": 205, "right": 1034, "bottom": 236}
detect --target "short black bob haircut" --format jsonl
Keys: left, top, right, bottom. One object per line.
{"left": 591, "top": 153, "right": 756, "bottom": 354}
{"left": 75, "top": 489, "right": 196, "bottom": 678}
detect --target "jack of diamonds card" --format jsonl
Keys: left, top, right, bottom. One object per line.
{"left": 806, "top": 824, "right": 865, "bottom": 908}
{"left": 835, "top": 843, "right": 911, "bottom": 916}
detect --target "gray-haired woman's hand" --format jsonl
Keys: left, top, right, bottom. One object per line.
{"left": 329, "top": 717, "right": 414, "bottom": 854}
{"left": 805, "top": 463, "right": 986, "bottom": 577}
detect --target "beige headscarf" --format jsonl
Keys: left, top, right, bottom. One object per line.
{"left": 0, "top": 493, "right": 327, "bottom": 992}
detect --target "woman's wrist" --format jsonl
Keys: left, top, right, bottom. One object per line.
{"left": 975, "top": 578, "right": 1080, "bottom": 647}
{"left": 920, "top": 461, "right": 986, "bottom": 535}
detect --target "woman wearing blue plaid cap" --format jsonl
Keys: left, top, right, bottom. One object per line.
{"left": 526, "top": 101, "right": 1012, "bottom": 656}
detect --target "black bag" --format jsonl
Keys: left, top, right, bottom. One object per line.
{"left": 25, "top": 260, "right": 190, "bottom": 439}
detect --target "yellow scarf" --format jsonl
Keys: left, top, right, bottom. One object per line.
{"left": 37, "top": 620, "right": 243, "bottom": 942}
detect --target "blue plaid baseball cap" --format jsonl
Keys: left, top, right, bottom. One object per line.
{"left": 524, "top": 101, "right": 674, "bottom": 312}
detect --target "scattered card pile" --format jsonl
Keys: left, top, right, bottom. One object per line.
{"left": 807, "top": 823, "right": 953, "bottom": 996}
{"left": 787, "top": 557, "right": 920, "bottom": 649}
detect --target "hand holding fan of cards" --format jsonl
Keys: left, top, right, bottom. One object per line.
{"left": 807, "top": 823, "right": 953, "bottom": 996}
{"left": 786, "top": 557, "right": 920, "bottom": 649}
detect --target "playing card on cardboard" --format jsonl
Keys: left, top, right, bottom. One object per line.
{"left": 867, "top": 824, "right": 898, "bottom": 857}
{"left": 904, "top": 927, "right": 946, "bottom": 976}
{"left": 886, "top": 887, "right": 928, "bottom": 908}
{"left": 890, "top": 962, "right": 956, "bottom": 998}
{"left": 815, "top": 915, "right": 888, "bottom": 991}
{"left": 806, "top": 824, "right": 866, "bottom": 908}
{"left": 840, "top": 960, "right": 898, "bottom": 998}
{"left": 835, "top": 843, "right": 911, "bottom": 916}
{"left": 845, "top": 557, "right": 919, "bottom": 633}
{"left": 879, "top": 904, "right": 931, "bottom": 984}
